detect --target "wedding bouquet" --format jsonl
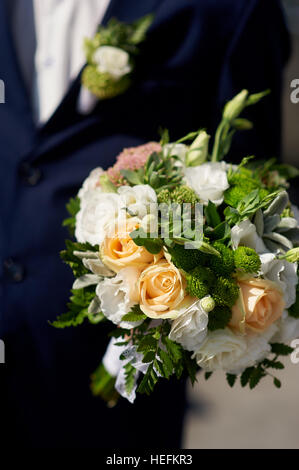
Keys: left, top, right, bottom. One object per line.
{"left": 55, "top": 90, "right": 299, "bottom": 404}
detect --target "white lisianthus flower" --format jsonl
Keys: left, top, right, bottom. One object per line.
{"left": 291, "top": 204, "right": 299, "bottom": 226}
{"left": 96, "top": 267, "right": 141, "bottom": 329}
{"left": 75, "top": 192, "right": 122, "bottom": 246}
{"left": 93, "top": 46, "right": 132, "bottom": 79}
{"left": 231, "top": 218, "right": 267, "bottom": 253}
{"left": 260, "top": 253, "right": 298, "bottom": 309}
{"left": 163, "top": 143, "right": 188, "bottom": 164}
{"left": 78, "top": 168, "right": 104, "bottom": 201}
{"left": 184, "top": 162, "right": 229, "bottom": 206}
{"left": 169, "top": 300, "right": 208, "bottom": 352}
{"left": 194, "top": 325, "right": 277, "bottom": 373}
{"left": 118, "top": 184, "right": 157, "bottom": 219}
{"left": 272, "top": 310, "right": 299, "bottom": 343}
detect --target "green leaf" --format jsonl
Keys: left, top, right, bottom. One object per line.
{"left": 204, "top": 372, "right": 213, "bottom": 380}
{"left": 249, "top": 367, "right": 265, "bottom": 389}
{"left": 62, "top": 197, "right": 81, "bottom": 236}
{"left": 240, "top": 367, "right": 254, "bottom": 387}
{"left": 124, "top": 362, "right": 137, "bottom": 395}
{"left": 162, "top": 336, "right": 183, "bottom": 364}
{"left": 226, "top": 373, "right": 237, "bottom": 387}
{"left": 120, "top": 169, "right": 143, "bottom": 185}
{"left": 142, "top": 351, "right": 156, "bottom": 363}
{"left": 136, "top": 335, "right": 157, "bottom": 353}
{"left": 122, "top": 305, "right": 147, "bottom": 322}
{"left": 60, "top": 239, "right": 98, "bottom": 277}
{"left": 183, "top": 350, "right": 198, "bottom": 385}
{"left": 273, "top": 378, "right": 282, "bottom": 389}
{"left": 158, "top": 348, "right": 174, "bottom": 379}
{"left": 129, "top": 13, "right": 154, "bottom": 45}
{"left": 51, "top": 287, "right": 95, "bottom": 328}
{"left": 137, "top": 364, "right": 158, "bottom": 395}
{"left": 262, "top": 359, "right": 284, "bottom": 370}
{"left": 205, "top": 201, "right": 221, "bottom": 228}
{"left": 270, "top": 343, "right": 294, "bottom": 356}
{"left": 273, "top": 163, "right": 299, "bottom": 180}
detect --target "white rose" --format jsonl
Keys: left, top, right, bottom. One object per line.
{"left": 96, "top": 267, "right": 141, "bottom": 329}
{"left": 194, "top": 328, "right": 247, "bottom": 372}
{"left": 194, "top": 325, "right": 277, "bottom": 373}
{"left": 227, "top": 325, "right": 278, "bottom": 375}
{"left": 231, "top": 218, "right": 266, "bottom": 253}
{"left": 75, "top": 192, "right": 122, "bottom": 246}
{"left": 184, "top": 162, "right": 229, "bottom": 206}
{"left": 260, "top": 253, "right": 298, "bottom": 309}
{"left": 118, "top": 184, "right": 157, "bottom": 219}
{"left": 93, "top": 46, "right": 132, "bottom": 79}
{"left": 78, "top": 168, "right": 104, "bottom": 201}
{"left": 169, "top": 300, "right": 208, "bottom": 352}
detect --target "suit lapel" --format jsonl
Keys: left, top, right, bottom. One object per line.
{"left": 0, "top": 0, "right": 36, "bottom": 154}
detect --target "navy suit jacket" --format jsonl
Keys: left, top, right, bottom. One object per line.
{"left": 0, "top": 0, "right": 289, "bottom": 448}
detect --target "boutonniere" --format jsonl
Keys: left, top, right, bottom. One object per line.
{"left": 82, "top": 14, "right": 153, "bottom": 100}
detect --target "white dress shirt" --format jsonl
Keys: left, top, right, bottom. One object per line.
{"left": 10, "top": 0, "right": 111, "bottom": 124}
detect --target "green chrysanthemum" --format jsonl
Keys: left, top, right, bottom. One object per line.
{"left": 170, "top": 185, "right": 199, "bottom": 204}
{"left": 224, "top": 173, "right": 269, "bottom": 208}
{"left": 186, "top": 266, "right": 215, "bottom": 298}
{"left": 212, "top": 276, "right": 239, "bottom": 308}
{"left": 209, "top": 242, "right": 235, "bottom": 276}
{"left": 168, "top": 244, "right": 208, "bottom": 272}
{"left": 82, "top": 65, "right": 131, "bottom": 100}
{"left": 158, "top": 189, "right": 171, "bottom": 204}
{"left": 234, "top": 246, "right": 261, "bottom": 273}
{"left": 208, "top": 305, "right": 232, "bottom": 331}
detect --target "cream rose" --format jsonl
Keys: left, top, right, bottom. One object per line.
{"left": 138, "top": 260, "right": 187, "bottom": 319}
{"left": 101, "top": 219, "right": 162, "bottom": 273}
{"left": 93, "top": 46, "right": 132, "bottom": 79}
{"left": 230, "top": 277, "right": 285, "bottom": 334}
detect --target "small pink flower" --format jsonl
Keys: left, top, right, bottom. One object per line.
{"left": 107, "top": 142, "right": 162, "bottom": 185}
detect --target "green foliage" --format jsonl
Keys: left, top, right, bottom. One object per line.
{"left": 209, "top": 241, "right": 235, "bottom": 276}
{"left": 122, "top": 305, "right": 147, "bottom": 322}
{"left": 208, "top": 305, "right": 232, "bottom": 331}
{"left": 186, "top": 267, "right": 215, "bottom": 299}
{"left": 204, "top": 371, "right": 213, "bottom": 380}
{"left": 167, "top": 243, "right": 208, "bottom": 272}
{"left": 51, "top": 287, "right": 103, "bottom": 328}
{"left": 124, "top": 362, "right": 137, "bottom": 395}
{"left": 60, "top": 240, "right": 99, "bottom": 277}
{"left": 212, "top": 276, "right": 239, "bottom": 308}
{"left": 62, "top": 197, "right": 80, "bottom": 236}
{"left": 226, "top": 373, "right": 237, "bottom": 387}
{"left": 205, "top": 201, "right": 221, "bottom": 228}
{"left": 270, "top": 343, "right": 294, "bottom": 356}
{"left": 230, "top": 341, "right": 294, "bottom": 390}
{"left": 224, "top": 189, "right": 282, "bottom": 226}
{"left": 234, "top": 246, "right": 261, "bottom": 273}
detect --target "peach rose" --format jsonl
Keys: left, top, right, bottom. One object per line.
{"left": 138, "top": 260, "right": 188, "bottom": 319}
{"left": 230, "top": 277, "right": 285, "bottom": 334}
{"left": 101, "top": 219, "right": 162, "bottom": 273}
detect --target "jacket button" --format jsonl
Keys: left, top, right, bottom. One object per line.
{"left": 3, "top": 259, "right": 25, "bottom": 283}
{"left": 19, "top": 162, "right": 42, "bottom": 186}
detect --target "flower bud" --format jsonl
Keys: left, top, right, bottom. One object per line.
{"left": 186, "top": 131, "right": 210, "bottom": 166}
{"left": 280, "top": 247, "right": 299, "bottom": 263}
{"left": 200, "top": 296, "right": 215, "bottom": 313}
{"left": 223, "top": 89, "right": 248, "bottom": 121}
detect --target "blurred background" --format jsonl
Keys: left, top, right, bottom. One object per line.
{"left": 184, "top": 0, "right": 299, "bottom": 449}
